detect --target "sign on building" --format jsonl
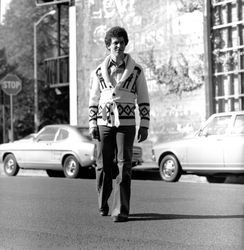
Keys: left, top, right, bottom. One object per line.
{"left": 36, "top": 0, "right": 70, "bottom": 6}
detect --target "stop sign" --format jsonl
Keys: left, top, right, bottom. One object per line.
{"left": 0, "top": 74, "right": 22, "bottom": 95}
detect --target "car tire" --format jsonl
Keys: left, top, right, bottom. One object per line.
{"left": 46, "top": 170, "right": 65, "bottom": 178}
{"left": 63, "top": 155, "right": 80, "bottom": 178}
{"left": 3, "top": 154, "right": 20, "bottom": 176}
{"left": 206, "top": 176, "right": 226, "bottom": 183}
{"left": 159, "top": 154, "right": 181, "bottom": 182}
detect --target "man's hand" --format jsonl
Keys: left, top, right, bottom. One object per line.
{"left": 89, "top": 127, "right": 100, "bottom": 140}
{"left": 137, "top": 127, "right": 148, "bottom": 143}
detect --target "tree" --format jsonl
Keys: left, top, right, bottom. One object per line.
{"left": 0, "top": 0, "right": 56, "bottom": 79}
{"left": 38, "top": 84, "right": 69, "bottom": 130}
{"left": 0, "top": 0, "right": 69, "bottom": 138}
{"left": 0, "top": 48, "right": 11, "bottom": 142}
{"left": 0, "top": 48, "right": 16, "bottom": 79}
{"left": 13, "top": 75, "right": 35, "bottom": 139}
{"left": 0, "top": 48, "right": 35, "bottom": 140}
{"left": 177, "top": 0, "right": 203, "bottom": 12}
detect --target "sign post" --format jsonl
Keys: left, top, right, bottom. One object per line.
{"left": 0, "top": 74, "right": 22, "bottom": 141}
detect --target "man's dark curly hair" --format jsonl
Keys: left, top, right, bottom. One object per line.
{"left": 104, "top": 26, "right": 129, "bottom": 47}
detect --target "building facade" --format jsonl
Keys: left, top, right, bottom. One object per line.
{"left": 38, "top": 0, "right": 205, "bottom": 142}
{"left": 204, "top": 0, "right": 244, "bottom": 116}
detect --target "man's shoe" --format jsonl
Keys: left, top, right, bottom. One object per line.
{"left": 112, "top": 215, "right": 128, "bottom": 222}
{"left": 99, "top": 205, "right": 109, "bottom": 216}
{"left": 99, "top": 210, "right": 109, "bottom": 216}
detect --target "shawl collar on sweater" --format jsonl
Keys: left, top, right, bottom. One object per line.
{"left": 100, "top": 54, "right": 136, "bottom": 86}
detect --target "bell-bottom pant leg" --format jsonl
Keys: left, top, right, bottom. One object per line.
{"left": 111, "top": 126, "right": 136, "bottom": 217}
{"left": 96, "top": 126, "right": 116, "bottom": 211}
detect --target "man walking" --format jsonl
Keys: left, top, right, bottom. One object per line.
{"left": 89, "top": 26, "right": 150, "bottom": 222}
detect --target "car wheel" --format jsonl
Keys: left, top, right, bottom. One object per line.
{"left": 3, "top": 154, "right": 20, "bottom": 176}
{"left": 46, "top": 170, "right": 64, "bottom": 178}
{"left": 206, "top": 176, "right": 226, "bottom": 183}
{"left": 63, "top": 155, "right": 80, "bottom": 178}
{"left": 159, "top": 154, "right": 181, "bottom": 182}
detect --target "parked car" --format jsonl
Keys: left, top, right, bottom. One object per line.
{"left": 0, "top": 124, "right": 143, "bottom": 178}
{"left": 132, "top": 145, "right": 143, "bottom": 166}
{"left": 152, "top": 111, "right": 244, "bottom": 183}
{"left": 0, "top": 125, "right": 96, "bottom": 178}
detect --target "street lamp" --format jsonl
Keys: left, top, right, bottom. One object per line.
{"left": 34, "top": 9, "right": 56, "bottom": 132}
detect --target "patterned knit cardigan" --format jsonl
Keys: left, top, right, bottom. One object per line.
{"left": 89, "top": 54, "right": 150, "bottom": 129}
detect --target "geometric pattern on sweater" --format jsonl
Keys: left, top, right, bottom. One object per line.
{"left": 96, "top": 68, "right": 107, "bottom": 89}
{"left": 139, "top": 103, "right": 150, "bottom": 122}
{"left": 117, "top": 103, "right": 135, "bottom": 118}
{"left": 89, "top": 105, "right": 98, "bottom": 123}
{"left": 120, "top": 66, "right": 141, "bottom": 94}
{"left": 97, "top": 103, "right": 135, "bottom": 119}
{"left": 96, "top": 65, "right": 141, "bottom": 94}
{"left": 121, "top": 73, "right": 134, "bottom": 91}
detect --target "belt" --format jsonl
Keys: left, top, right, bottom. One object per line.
{"left": 102, "top": 101, "right": 120, "bottom": 127}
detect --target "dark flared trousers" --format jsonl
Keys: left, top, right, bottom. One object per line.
{"left": 96, "top": 125, "right": 136, "bottom": 217}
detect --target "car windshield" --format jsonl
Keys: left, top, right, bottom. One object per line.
{"left": 232, "top": 114, "right": 244, "bottom": 134}
{"left": 199, "top": 115, "right": 232, "bottom": 136}
{"left": 36, "top": 127, "right": 59, "bottom": 142}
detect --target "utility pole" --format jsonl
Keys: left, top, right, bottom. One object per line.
{"left": 33, "top": 10, "right": 56, "bottom": 132}
{"left": 2, "top": 92, "right": 6, "bottom": 143}
{"left": 203, "top": 0, "right": 214, "bottom": 118}
{"left": 0, "top": 0, "right": 2, "bottom": 23}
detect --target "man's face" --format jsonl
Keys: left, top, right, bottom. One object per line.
{"left": 108, "top": 37, "right": 126, "bottom": 58}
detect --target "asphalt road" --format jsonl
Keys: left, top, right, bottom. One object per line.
{"left": 0, "top": 173, "right": 244, "bottom": 250}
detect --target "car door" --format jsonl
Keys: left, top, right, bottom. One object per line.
{"left": 223, "top": 114, "right": 244, "bottom": 170}
{"left": 51, "top": 128, "right": 69, "bottom": 165}
{"left": 185, "top": 115, "right": 232, "bottom": 169}
{"left": 22, "top": 127, "right": 59, "bottom": 168}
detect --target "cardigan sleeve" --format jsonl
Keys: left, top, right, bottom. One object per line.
{"left": 88, "top": 70, "right": 101, "bottom": 129}
{"left": 136, "top": 66, "right": 150, "bottom": 129}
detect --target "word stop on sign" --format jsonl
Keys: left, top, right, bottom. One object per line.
{"left": 2, "top": 81, "right": 21, "bottom": 89}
